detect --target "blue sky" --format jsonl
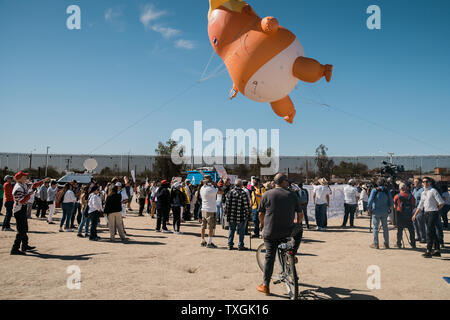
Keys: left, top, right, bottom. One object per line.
{"left": 0, "top": 0, "right": 449, "bottom": 157}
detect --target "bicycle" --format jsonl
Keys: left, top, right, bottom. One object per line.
{"left": 256, "top": 237, "right": 299, "bottom": 300}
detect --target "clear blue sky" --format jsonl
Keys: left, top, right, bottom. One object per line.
{"left": 1, "top": 0, "right": 449, "bottom": 157}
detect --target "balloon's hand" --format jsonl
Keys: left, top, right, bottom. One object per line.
{"left": 229, "top": 86, "right": 238, "bottom": 100}
{"left": 261, "top": 16, "right": 279, "bottom": 35}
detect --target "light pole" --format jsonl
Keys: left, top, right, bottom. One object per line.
{"left": 45, "top": 146, "right": 50, "bottom": 176}
{"left": 29, "top": 148, "right": 36, "bottom": 170}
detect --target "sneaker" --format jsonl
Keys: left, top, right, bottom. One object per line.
{"left": 315, "top": 226, "right": 321, "bottom": 231}
{"left": 66, "top": 229, "right": 74, "bottom": 232}
{"left": 3, "top": 227, "right": 14, "bottom": 232}
{"left": 370, "top": 243, "right": 379, "bottom": 249}
{"left": 155, "top": 230, "right": 161, "bottom": 233}
{"left": 10, "top": 249, "right": 26, "bottom": 255}
{"left": 48, "top": 221, "right": 55, "bottom": 224}
{"left": 121, "top": 237, "right": 130, "bottom": 242}
{"left": 173, "top": 231, "right": 179, "bottom": 234}
{"left": 59, "top": 228, "right": 64, "bottom": 232}
{"left": 228, "top": 246, "right": 234, "bottom": 250}
{"left": 77, "top": 233, "right": 84, "bottom": 238}
{"left": 256, "top": 284, "right": 270, "bottom": 296}
{"left": 422, "top": 251, "right": 432, "bottom": 258}
{"left": 162, "top": 229, "right": 172, "bottom": 233}
{"left": 201, "top": 241, "right": 207, "bottom": 247}
{"left": 89, "top": 237, "right": 100, "bottom": 241}
{"left": 431, "top": 251, "right": 441, "bottom": 257}
{"left": 207, "top": 243, "right": 217, "bottom": 249}
{"left": 238, "top": 247, "right": 248, "bottom": 251}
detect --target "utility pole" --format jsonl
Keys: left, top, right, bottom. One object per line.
{"left": 29, "top": 148, "right": 36, "bottom": 170}
{"left": 45, "top": 146, "right": 50, "bottom": 176}
{"left": 127, "top": 151, "right": 131, "bottom": 175}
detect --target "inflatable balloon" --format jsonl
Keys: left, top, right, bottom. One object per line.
{"left": 207, "top": 0, "right": 333, "bottom": 123}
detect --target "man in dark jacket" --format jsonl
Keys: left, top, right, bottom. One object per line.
{"left": 225, "top": 179, "right": 250, "bottom": 250}
{"left": 155, "top": 180, "right": 171, "bottom": 233}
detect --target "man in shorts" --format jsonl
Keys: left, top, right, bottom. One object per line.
{"left": 199, "top": 176, "right": 218, "bottom": 248}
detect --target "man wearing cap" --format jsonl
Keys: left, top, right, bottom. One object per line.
{"left": 2, "top": 175, "right": 15, "bottom": 231}
{"left": 36, "top": 180, "right": 50, "bottom": 219}
{"left": 155, "top": 180, "right": 171, "bottom": 233}
{"left": 10, "top": 171, "right": 37, "bottom": 255}
{"left": 200, "top": 175, "right": 218, "bottom": 248}
{"left": 342, "top": 179, "right": 359, "bottom": 228}
{"left": 313, "top": 178, "right": 331, "bottom": 231}
{"left": 256, "top": 173, "right": 303, "bottom": 296}
{"left": 225, "top": 179, "right": 250, "bottom": 250}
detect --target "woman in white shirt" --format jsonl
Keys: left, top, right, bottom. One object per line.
{"left": 59, "top": 183, "right": 77, "bottom": 232}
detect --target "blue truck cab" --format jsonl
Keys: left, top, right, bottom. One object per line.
{"left": 186, "top": 168, "right": 220, "bottom": 186}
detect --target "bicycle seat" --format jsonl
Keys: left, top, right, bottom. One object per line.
{"left": 279, "top": 237, "right": 293, "bottom": 243}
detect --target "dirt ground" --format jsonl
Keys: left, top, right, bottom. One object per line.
{"left": 0, "top": 202, "right": 449, "bottom": 300}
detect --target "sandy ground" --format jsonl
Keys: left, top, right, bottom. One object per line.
{"left": 0, "top": 202, "right": 449, "bottom": 300}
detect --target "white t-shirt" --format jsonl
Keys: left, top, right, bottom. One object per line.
{"left": 216, "top": 193, "right": 223, "bottom": 206}
{"left": 200, "top": 184, "right": 218, "bottom": 212}
{"left": 314, "top": 185, "right": 330, "bottom": 205}
{"left": 360, "top": 189, "right": 369, "bottom": 202}
{"left": 63, "top": 190, "right": 77, "bottom": 203}
{"left": 344, "top": 185, "right": 359, "bottom": 205}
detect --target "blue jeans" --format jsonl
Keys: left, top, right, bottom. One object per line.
{"left": 60, "top": 202, "right": 74, "bottom": 228}
{"left": 78, "top": 209, "right": 91, "bottom": 235}
{"left": 2, "top": 201, "right": 14, "bottom": 229}
{"left": 216, "top": 203, "right": 223, "bottom": 224}
{"left": 228, "top": 221, "right": 246, "bottom": 248}
{"left": 413, "top": 211, "right": 426, "bottom": 241}
{"left": 372, "top": 213, "right": 389, "bottom": 246}
{"left": 252, "top": 209, "right": 260, "bottom": 236}
{"left": 315, "top": 204, "right": 328, "bottom": 228}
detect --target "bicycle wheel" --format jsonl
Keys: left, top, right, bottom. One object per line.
{"left": 256, "top": 242, "right": 282, "bottom": 281}
{"left": 283, "top": 253, "right": 299, "bottom": 300}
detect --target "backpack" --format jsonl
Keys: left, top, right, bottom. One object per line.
{"left": 398, "top": 194, "right": 413, "bottom": 215}
{"left": 298, "top": 188, "right": 309, "bottom": 205}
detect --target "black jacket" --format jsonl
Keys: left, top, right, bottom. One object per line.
{"left": 104, "top": 193, "right": 122, "bottom": 214}
{"left": 156, "top": 187, "right": 171, "bottom": 209}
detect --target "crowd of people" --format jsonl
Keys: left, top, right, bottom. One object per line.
{"left": 0, "top": 170, "right": 448, "bottom": 295}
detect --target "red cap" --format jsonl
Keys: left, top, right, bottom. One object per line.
{"left": 161, "top": 180, "right": 168, "bottom": 184}
{"left": 14, "top": 171, "right": 29, "bottom": 180}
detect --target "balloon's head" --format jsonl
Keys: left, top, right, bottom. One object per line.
{"left": 207, "top": 0, "right": 259, "bottom": 57}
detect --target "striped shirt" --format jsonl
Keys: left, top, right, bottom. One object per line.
{"left": 13, "top": 183, "right": 31, "bottom": 213}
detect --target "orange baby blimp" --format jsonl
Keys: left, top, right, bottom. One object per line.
{"left": 207, "top": 0, "right": 333, "bottom": 123}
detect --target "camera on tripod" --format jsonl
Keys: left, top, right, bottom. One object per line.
{"left": 380, "top": 161, "right": 405, "bottom": 178}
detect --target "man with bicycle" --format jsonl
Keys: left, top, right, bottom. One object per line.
{"left": 256, "top": 173, "right": 303, "bottom": 296}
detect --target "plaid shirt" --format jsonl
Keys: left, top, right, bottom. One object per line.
{"left": 225, "top": 187, "right": 250, "bottom": 224}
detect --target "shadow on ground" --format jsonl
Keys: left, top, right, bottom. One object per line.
{"left": 25, "top": 251, "right": 107, "bottom": 261}
{"left": 298, "top": 283, "right": 379, "bottom": 300}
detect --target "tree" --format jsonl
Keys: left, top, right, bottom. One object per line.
{"left": 153, "top": 139, "right": 185, "bottom": 179}
{"left": 315, "top": 144, "right": 334, "bottom": 180}
{"left": 333, "top": 161, "right": 369, "bottom": 178}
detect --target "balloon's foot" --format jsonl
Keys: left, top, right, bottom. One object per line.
{"left": 284, "top": 110, "right": 296, "bottom": 124}
{"left": 324, "top": 64, "right": 333, "bottom": 82}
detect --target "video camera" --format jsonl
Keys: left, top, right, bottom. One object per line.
{"left": 380, "top": 161, "right": 404, "bottom": 178}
